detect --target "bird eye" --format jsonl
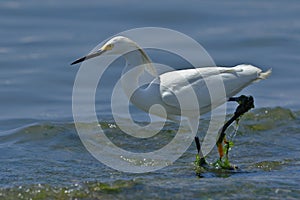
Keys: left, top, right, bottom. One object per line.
{"left": 107, "top": 44, "right": 113, "bottom": 49}
{"left": 102, "top": 43, "right": 114, "bottom": 51}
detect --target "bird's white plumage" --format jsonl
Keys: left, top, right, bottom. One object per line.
{"left": 72, "top": 36, "right": 271, "bottom": 119}
{"left": 159, "top": 65, "right": 271, "bottom": 116}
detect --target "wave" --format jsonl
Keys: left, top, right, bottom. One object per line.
{"left": 241, "top": 107, "right": 297, "bottom": 131}
{"left": 0, "top": 107, "right": 298, "bottom": 147}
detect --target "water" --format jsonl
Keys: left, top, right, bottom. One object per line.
{"left": 1, "top": 0, "right": 300, "bottom": 199}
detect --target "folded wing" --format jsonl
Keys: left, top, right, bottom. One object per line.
{"left": 160, "top": 65, "right": 269, "bottom": 114}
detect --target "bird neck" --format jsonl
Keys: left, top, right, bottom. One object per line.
{"left": 124, "top": 49, "right": 151, "bottom": 69}
{"left": 121, "top": 49, "right": 154, "bottom": 98}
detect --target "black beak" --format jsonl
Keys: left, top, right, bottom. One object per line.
{"left": 71, "top": 49, "right": 106, "bottom": 65}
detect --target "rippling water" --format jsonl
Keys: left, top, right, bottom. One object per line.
{"left": 1, "top": 0, "right": 300, "bottom": 199}
{"left": 0, "top": 108, "right": 299, "bottom": 199}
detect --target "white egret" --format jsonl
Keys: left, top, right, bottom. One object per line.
{"left": 72, "top": 36, "right": 270, "bottom": 116}
{"left": 71, "top": 36, "right": 271, "bottom": 158}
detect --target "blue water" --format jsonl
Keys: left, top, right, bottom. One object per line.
{"left": 1, "top": 0, "right": 300, "bottom": 199}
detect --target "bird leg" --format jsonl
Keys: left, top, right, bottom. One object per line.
{"left": 194, "top": 136, "right": 207, "bottom": 166}
{"left": 194, "top": 95, "right": 254, "bottom": 172}
{"left": 216, "top": 95, "right": 254, "bottom": 160}
{"left": 194, "top": 136, "right": 210, "bottom": 176}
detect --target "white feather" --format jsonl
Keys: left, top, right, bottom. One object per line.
{"left": 160, "top": 65, "right": 271, "bottom": 115}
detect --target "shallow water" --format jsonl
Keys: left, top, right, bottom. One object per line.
{"left": 1, "top": 0, "right": 300, "bottom": 199}
{"left": 0, "top": 108, "right": 299, "bottom": 199}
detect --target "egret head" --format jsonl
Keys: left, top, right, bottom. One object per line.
{"left": 71, "top": 36, "right": 139, "bottom": 65}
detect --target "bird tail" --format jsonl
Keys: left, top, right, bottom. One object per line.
{"left": 259, "top": 68, "right": 272, "bottom": 80}
{"left": 254, "top": 68, "right": 272, "bottom": 83}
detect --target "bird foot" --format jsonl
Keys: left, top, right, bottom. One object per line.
{"left": 217, "top": 95, "right": 254, "bottom": 158}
